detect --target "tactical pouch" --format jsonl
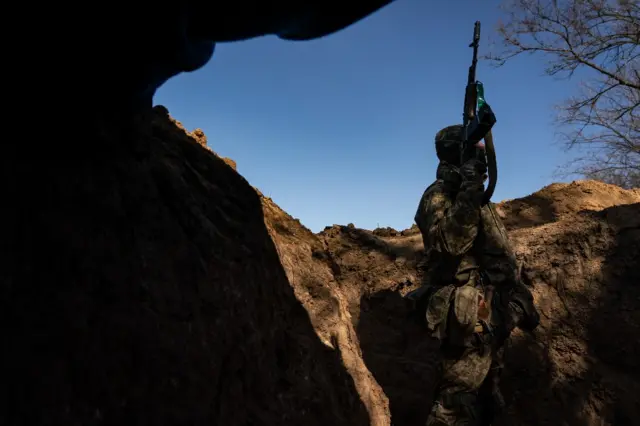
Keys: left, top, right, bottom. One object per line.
{"left": 425, "top": 285, "right": 456, "bottom": 340}
{"left": 424, "top": 271, "right": 495, "bottom": 346}
{"left": 448, "top": 284, "right": 481, "bottom": 345}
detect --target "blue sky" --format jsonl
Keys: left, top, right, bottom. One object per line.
{"left": 155, "top": 0, "right": 579, "bottom": 233}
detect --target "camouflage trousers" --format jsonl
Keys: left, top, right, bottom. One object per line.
{"left": 426, "top": 343, "right": 505, "bottom": 426}
{"left": 423, "top": 279, "right": 509, "bottom": 426}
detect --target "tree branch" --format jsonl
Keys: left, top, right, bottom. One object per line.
{"left": 489, "top": 0, "right": 640, "bottom": 188}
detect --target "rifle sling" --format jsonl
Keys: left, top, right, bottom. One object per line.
{"left": 482, "top": 129, "right": 497, "bottom": 206}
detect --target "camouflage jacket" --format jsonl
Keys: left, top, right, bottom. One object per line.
{"left": 415, "top": 162, "right": 518, "bottom": 291}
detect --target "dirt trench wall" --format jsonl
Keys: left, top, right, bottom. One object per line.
{"left": 5, "top": 106, "right": 637, "bottom": 426}
{"left": 311, "top": 183, "right": 640, "bottom": 426}
{"left": 0, "top": 107, "right": 370, "bottom": 426}
{"left": 261, "top": 197, "right": 392, "bottom": 426}
{"left": 498, "top": 200, "right": 640, "bottom": 426}
{"left": 252, "top": 155, "right": 640, "bottom": 425}
{"left": 166, "top": 114, "right": 640, "bottom": 426}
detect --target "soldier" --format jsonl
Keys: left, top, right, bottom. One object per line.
{"left": 414, "top": 124, "right": 540, "bottom": 426}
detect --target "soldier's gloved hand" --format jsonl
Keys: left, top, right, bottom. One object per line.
{"left": 440, "top": 168, "right": 463, "bottom": 191}
{"left": 460, "top": 159, "right": 487, "bottom": 184}
{"left": 519, "top": 303, "right": 540, "bottom": 331}
{"left": 509, "top": 285, "right": 540, "bottom": 332}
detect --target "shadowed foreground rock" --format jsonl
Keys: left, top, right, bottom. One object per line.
{"left": 0, "top": 107, "right": 368, "bottom": 426}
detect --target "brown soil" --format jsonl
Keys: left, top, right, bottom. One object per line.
{"left": 496, "top": 181, "right": 640, "bottom": 230}
{"left": 2, "top": 110, "right": 638, "bottom": 426}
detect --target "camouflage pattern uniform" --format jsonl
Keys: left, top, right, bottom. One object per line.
{"left": 415, "top": 125, "right": 539, "bottom": 426}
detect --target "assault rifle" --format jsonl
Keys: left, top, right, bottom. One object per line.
{"left": 462, "top": 21, "right": 497, "bottom": 206}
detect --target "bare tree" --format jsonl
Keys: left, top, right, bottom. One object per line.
{"left": 487, "top": 0, "right": 640, "bottom": 188}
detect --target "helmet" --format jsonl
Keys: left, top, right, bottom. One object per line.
{"left": 434, "top": 125, "right": 464, "bottom": 166}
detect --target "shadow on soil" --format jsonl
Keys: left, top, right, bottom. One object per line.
{"left": 356, "top": 287, "right": 439, "bottom": 426}
{"left": 496, "top": 203, "right": 640, "bottom": 426}
{"left": 500, "top": 193, "right": 559, "bottom": 231}
{"left": 328, "top": 226, "right": 423, "bottom": 263}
